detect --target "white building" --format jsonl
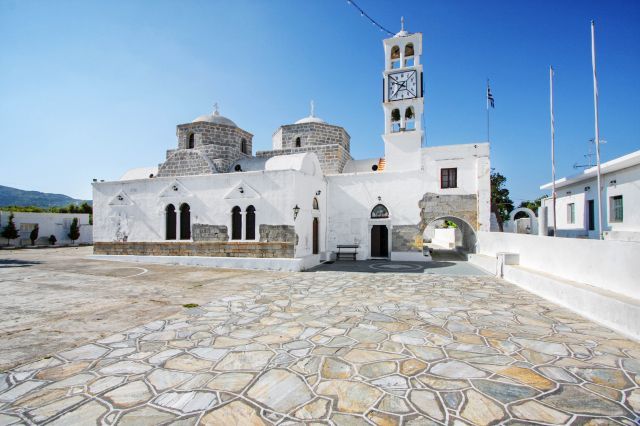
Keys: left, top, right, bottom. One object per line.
{"left": 540, "top": 149, "right": 640, "bottom": 242}
{"left": 0, "top": 211, "right": 92, "bottom": 246}
{"left": 92, "top": 26, "right": 491, "bottom": 270}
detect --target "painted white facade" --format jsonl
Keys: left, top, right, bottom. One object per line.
{"left": 92, "top": 26, "right": 491, "bottom": 270}
{"left": 0, "top": 211, "right": 92, "bottom": 246}
{"left": 540, "top": 149, "right": 640, "bottom": 241}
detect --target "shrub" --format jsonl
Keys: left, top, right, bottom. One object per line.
{"left": 1, "top": 213, "right": 19, "bottom": 245}
{"left": 30, "top": 224, "right": 39, "bottom": 245}
{"left": 49, "top": 235, "right": 57, "bottom": 245}
{"left": 68, "top": 218, "right": 80, "bottom": 244}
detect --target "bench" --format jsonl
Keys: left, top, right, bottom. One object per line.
{"left": 336, "top": 244, "right": 359, "bottom": 261}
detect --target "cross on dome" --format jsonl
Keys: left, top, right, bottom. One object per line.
{"left": 401, "top": 16, "right": 404, "bottom": 32}
{"left": 213, "top": 102, "right": 220, "bottom": 116}
{"left": 310, "top": 100, "right": 315, "bottom": 117}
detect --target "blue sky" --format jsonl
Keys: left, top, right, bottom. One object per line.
{"left": 1, "top": 0, "right": 638, "bottom": 203}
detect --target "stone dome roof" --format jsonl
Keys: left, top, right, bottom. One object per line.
{"left": 192, "top": 109, "right": 237, "bottom": 127}
{"left": 295, "top": 100, "right": 326, "bottom": 124}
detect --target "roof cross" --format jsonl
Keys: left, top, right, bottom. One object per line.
{"left": 310, "top": 100, "right": 315, "bottom": 117}
{"left": 213, "top": 102, "right": 219, "bottom": 116}
{"left": 401, "top": 16, "right": 404, "bottom": 32}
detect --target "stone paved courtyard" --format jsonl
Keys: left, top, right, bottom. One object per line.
{"left": 1, "top": 250, "right": 640, "bottom": 424}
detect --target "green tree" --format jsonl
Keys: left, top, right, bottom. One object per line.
{"left": 1, "top": 213, "right": 19, "bottom": 245}
{"left": 29, "top": 224, "right": 39, "bottom": 245}
{"left": 68, "top": 217, "right": 80, "bottom": 244}
{"left": 490, "top": 171, "right": 514, "bottom": 231}
{"left": 519, "top": 196, "right": 545, "bottom": 213}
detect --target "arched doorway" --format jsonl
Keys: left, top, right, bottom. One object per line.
{"left": 165, "top": 204, "right": 176, "bottom": 240}
{"left": 312, "top": 217, "right": 319, "bottom": 255}
{"left": 370, "top": 204, "right": 390, "bottom": 258}
{"left": 371, "top": 225, "right": 389, "bottom": 258}
{"left": 179, "top": 203, "right": 190, "bottom": 240}
{"left": 422, "top": 216, "right": 476, "bottom": 259}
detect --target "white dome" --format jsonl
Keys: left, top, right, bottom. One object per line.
{"left": 295, "top": 115, "right": 326, "bottom": 124}
{"left": 192, "top": 110, "right": 237, "bottom": 127}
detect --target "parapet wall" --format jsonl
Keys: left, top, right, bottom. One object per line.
{"left": 94, "top": 241, "right": 294, "bottom": 258}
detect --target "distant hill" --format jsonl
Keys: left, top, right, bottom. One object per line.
{"left": 0, "top": 185, "right": 91, "bottom": 208}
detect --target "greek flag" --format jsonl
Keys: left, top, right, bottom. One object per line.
{"left": 487, "top": 84, "right": 495, "bottom": 108}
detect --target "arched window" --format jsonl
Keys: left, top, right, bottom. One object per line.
{"left": 179, "top": 203, "right": 190, "bottom": 240}
{"left": 405, "top": 107, "right": 415, "bottom": 131}
{"left": 188, "top": 133, "right": 195, "bottom": 149}
{"left": 390, "top": 46, "right": 401, "bottom": 69}
{"left": 404, "top": 43, "right": 415, "bottom": 67}
{"left": 241, "top": 138, "right": 248, "bottom": 154}
{"left": 295, "top": 137, "right": 301, "bottom": 147}
{"left": 231, "top": 206, "right": 242, "bottom": 240}
{"left": 391, "top": 108, "right": 401, "bottom": 133}
{"left": 371, "top": 204, "right": 389, "bottom": 219}
{"left": 165, "top": 204, "right": 176, "bottom": 240}
{"left": 245, "top": 205, "right": 256, "bottom": 240}
{"left": 312, "top": 197, "right": 319, "bottom": 210}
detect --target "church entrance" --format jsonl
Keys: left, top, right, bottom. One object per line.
{"left": 371, "top": 225, "right": 388, "bottom": 258}
{"left": 312, "top": 217, "right": 319, "bottom": 255}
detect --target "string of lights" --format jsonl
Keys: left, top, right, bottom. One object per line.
{"left": 346, "top": 0, "right": 395, "bottom": 36}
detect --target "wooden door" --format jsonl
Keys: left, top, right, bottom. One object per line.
{"left": 312, "top": 217, "right": 319, "bottom": 255}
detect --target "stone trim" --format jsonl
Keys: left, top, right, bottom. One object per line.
{"left": 392, "top": 225, "right": 422, "bottom": 252}
{"left": 419, "top": 193, "right": 478, "bottom": 231}
{"left": 94, "top": 241, "right": 294, "bottom": 258}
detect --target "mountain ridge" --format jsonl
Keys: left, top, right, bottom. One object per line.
{"left": 0, "top": 185, "right": 91, "bottom": 208}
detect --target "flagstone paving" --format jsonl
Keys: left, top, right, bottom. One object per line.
{"left": 1, "top": 271, "right": 639, "bottom": 425}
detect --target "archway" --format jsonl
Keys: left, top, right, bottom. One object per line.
{"left": 422, "top": 216, "right": 476, "bottom": 259}
{"left": 506, "top": 207, "right": 537, "bottom": 234}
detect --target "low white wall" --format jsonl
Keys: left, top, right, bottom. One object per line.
{"left": 0, "top": 211, "right": 92, "bottom": 246}
{"left": 432, "top": 228, "right": 456, "bottom": 248}
{"left": 89, "top": 254, "right": 307, "bottom": 272}
{"left": 476, "top": 231, "right": 639, "bottom": 300}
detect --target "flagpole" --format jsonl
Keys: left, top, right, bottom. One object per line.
{"left": 486, "top": 79, "right": 490, "bottom": 142}
{"left": 591, "top": 20, "right": 603, "bottom": 240}
{"left": 550, "top": 66, "right": 557, "bottom": 237}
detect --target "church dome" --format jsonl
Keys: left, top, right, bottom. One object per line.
{"left": 192, "top": 109, "right": 237, "bottom": 127}
{"left": 295, "top": 115, "right": 326, "bottom": 125}
{"left": 294, "top": 100, "right": 325, "bottom": 124}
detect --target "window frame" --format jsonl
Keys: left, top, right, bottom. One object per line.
{"left": 187, "top": 133, "right": 195, "bottom": 149}
{"left": 610, "top": 195, "right": 623, "bottom": 223}
{"left": 440, "top": 168, "right": 458, "bottom": 189}
{"left": 567, "top": 203, "right": 576, "bottom": 224}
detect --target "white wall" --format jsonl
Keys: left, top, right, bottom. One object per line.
{"left": 541, "top": 161, "right": 640, "bottom": 240}
{"left": 475, "top": 231, "right": 639, "bottom": 299}
{"left": 93, "top": 168, "right": 326, "bottom": 260}
{"left": 326, "top": 143, "right": 489, "bottom": 259}
{"left": 0, "top": 211, "right": 92, "bottom": 246}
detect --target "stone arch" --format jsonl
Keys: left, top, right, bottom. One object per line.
{"left": 422, "top": 215, "right": 477, "bottom": 253}
{"left": 418, "top": 192, "right": 478, "bottom": 233}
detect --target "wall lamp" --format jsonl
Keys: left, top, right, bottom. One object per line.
{"left": 239, "top": 187, "right": 244, "bottom": 194}
{"left": 316, "top": 190, "right": 322, "bottom": 196}
{"left": 293, "top": 204, "right": 300, "bottom": 221}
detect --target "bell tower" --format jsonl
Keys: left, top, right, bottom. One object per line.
{"left": 381, "top": 19, "right": 424, "bottom": 172}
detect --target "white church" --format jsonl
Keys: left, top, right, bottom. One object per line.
{"left": 92, "top": 26, "right": 491, "bottom": 271}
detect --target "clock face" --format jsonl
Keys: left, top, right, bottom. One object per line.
{"left": 388, "top": 70, "right": 417, "bottom": 101}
